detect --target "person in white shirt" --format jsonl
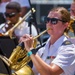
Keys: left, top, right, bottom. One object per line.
{"left": 67, "top": 0, "right": 75, "bottom": 37}
{"left": 20, "top": 7, "right": 75, "bottom": 75}
{"left": 0, "top": 2, "right": 37, "bottom": 40}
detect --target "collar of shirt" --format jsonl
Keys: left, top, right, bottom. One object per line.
{"left": 37, "top": 35, "right": 68, "bottom": 61}
{"left": 43, "top": 35, "right": 68, "bottom": 57}
{"left": 46, "top": 35, "right": 68, "bottom": 50}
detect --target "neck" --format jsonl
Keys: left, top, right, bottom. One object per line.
{"left": 50, "top": 34, "right": 63, "bottom": 45}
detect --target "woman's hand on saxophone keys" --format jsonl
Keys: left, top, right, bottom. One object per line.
{"left": 19, "top": 34, "right": 34, "bottom": 52}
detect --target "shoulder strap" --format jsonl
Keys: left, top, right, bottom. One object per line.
{"left": 61, "top": 40, "right": 72, "bottom": 45}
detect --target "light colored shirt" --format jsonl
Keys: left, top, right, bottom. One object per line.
{"left": 0, "top": 18, "right": 38, "bottom": 39}
{"left": 32, "top": 35, "right": 75, "bottom": 75}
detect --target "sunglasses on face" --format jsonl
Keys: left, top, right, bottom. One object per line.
{"left": 45, "top": 17, "right": 66, "bottom": 25}
{"left": 4, "top": 12, "right": 17, "bottom": 18}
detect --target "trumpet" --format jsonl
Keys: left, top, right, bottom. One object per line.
{"left": 0, "top": 28, "right": 50, "bottom": 75}
{"left": 2, "top": 8, "right": 35, "bottom": 38}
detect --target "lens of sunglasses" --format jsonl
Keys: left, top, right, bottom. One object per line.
{"left": 51, "top": 18, "right": 58, "bottom": 24}
{"left": 45, "top": 17, "right": 65, "bottom": 25}
{"left": 5, "top": 12, "right": 17, "bottom": 18}
{"left": 45, "top": 17, "right": 58, "bottom": 24}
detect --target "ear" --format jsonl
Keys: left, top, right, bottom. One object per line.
{"left": 64, "top": 22, "right": 69, "bottom": 29}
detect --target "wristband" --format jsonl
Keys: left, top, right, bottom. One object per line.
{"left": 27, "top": 51, "right": 32, "bottom": 56}
{"left": 27, "top": 49, "right": 36, "bottom": 56}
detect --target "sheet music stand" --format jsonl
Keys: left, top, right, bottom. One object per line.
{"left": 0, "top": 36, "right": 18, "bottom": 58}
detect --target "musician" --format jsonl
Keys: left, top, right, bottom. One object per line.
{"left": 0, "top": 12, "right": 6, "bottom": 24}
{"left": 68, "top": 0, "right": 75, "bottom": 37}
{"left": 0, "top": 2, "right": 38, "bottom": 40}
{"left": 20, "top": 7, "right": 75, "bottom": 75}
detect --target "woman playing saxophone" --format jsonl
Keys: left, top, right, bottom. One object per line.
{"left": 20, "top": 7, "right": 75, "bottom": 75}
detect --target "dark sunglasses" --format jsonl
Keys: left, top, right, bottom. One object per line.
{"left": 44, "top": 17, "right": 66, "bottom": 25}
{"left": 4, "top": 12, "right": 17, "bottom": 18}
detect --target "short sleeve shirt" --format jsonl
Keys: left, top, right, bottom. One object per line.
{"left": 32, "top": 35, "right": 75, "bottom": 75}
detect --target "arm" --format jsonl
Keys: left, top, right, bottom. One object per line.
{"left": 20, "top": 34, "right": 63, "bottom": 75}
{"left": 30, "top": 54, "right": 63, "bottom": 75}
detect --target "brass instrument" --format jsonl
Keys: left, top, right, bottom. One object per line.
{"left": 0, "top": 28, "right": 50, "bottom": 75}
{"left": 0, "top": 21, "right": 11, "bottom": 30}
{"left": 2, "top": 8, "right": 35, "bottom": 38}
{"left": 69, "top": 16, "right": 75, "bottom": 32}
{"left": 64, "top": 19, "right": 72, "bottom": 37}
{"left": 64, "top": 16, "right": 75, "bottom": 37}
{"left": 0, "top": 21, "right": 11, "bottom": 36}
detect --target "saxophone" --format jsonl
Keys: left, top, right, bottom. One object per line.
{"left": 0, "top": 28, "right": 50, "bottom": 75}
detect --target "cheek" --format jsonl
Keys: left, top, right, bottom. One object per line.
{"left": 10, "top": 18, "right": 15, "bottom": 22}
{"left": 53, "top": 25, "right": 61, "bottom": 33}
{"left": 12, "top": 17, "right": 18, "bottom": 22}
{"left": 54, "top": 25, "right": 64, "bottom": 34}
{"left": 46, "top": 23, "right": 50, "bottom": 28}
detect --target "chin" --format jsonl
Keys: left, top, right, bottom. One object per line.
{"left": 47, "top": 31, "right": 52, "bottom": 35}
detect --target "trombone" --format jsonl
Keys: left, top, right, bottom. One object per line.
{"left": 2, "top": 8, "right": 36, "bottom": 38}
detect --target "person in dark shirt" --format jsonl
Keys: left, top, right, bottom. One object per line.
{"left": 0, "top": 12, "right": 6, "bottom": 24}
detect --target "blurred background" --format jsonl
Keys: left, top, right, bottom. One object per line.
{"left": 31, "top": 0, "right": 72, "bottom": 24}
